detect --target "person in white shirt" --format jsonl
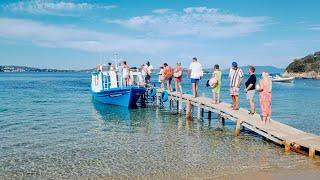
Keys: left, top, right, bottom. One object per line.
{"left": 158, "top": 66, "right": 164, "bottom": 88}
{"left": 140, "top": 64, "right": 147, "bottom": 85}
{"left": 121, "top": 61, "right": 130, "bottom": 87}
{"left": 228, "top": 61, "right": 244, "bottom": 110}
{"left": 145, "top": 61, "right": 153, "bottom": 84}
{"left": 188, "top": 57, "right": 203, "bottom": 98}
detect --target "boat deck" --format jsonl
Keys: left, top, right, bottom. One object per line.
{"left": 156, "top": 89, "right": 320, "bottom": 158}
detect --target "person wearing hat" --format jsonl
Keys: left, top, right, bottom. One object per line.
{"left": 228, "top": 61, "right": 244, "bottom": 110}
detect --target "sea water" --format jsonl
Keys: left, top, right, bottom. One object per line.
{"left": 1, "top": 72, "right": 320, "bottom": 178}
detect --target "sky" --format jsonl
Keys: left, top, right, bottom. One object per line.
{"left": 0, "top": 0, "right": 319, "bottom": 70}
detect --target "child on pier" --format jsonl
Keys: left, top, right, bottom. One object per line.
{"left": 210, "top": 64, "right": 222, "bottom": 104}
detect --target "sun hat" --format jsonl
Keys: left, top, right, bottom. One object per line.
{"left": 232, "top": 61, "right": 238, "bottom": 67}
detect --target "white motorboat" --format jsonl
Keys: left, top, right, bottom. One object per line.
{"left": 272, "top": 75, "right": 295, "bottom": 83}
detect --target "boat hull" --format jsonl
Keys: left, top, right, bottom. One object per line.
{"left": 92, "top": 87, "right": 146, "bottom": 108}
{"left": 272, "top": 77, "right": 295, "bottom": 83}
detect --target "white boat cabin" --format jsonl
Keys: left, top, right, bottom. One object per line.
{"left": 91, "top": 64, "right": 144, "bottom": 93}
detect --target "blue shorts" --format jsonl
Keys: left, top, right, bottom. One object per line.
{"left": 191, "top": 78, "right": 200, "bottom": 84}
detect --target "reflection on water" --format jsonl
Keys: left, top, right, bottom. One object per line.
{"left": 87, "top": 102, "right": 319, "bottom": 178}
{"left": 1, "top": 73, "right": 320, "bottom": 179}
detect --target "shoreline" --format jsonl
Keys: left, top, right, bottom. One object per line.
{"left": 283, "top": 71, "right": 320, "bottom": 80}
{"left": 97, "top": 165, "right": 320, "bottom": 179}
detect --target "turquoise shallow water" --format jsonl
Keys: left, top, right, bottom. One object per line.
{"left": 0, "top": 72, "right": 320, "bottom": 178}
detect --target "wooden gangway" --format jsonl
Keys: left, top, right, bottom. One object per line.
{"left": 155, "top": 90, "right": 320, "bottom": 158}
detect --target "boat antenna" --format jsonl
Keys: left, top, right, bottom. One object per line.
{"left": 113, "top": 53, "right": 119, "bottom": 71}
{"left": 99, "top": 53, "right": 102, "bottom": 65}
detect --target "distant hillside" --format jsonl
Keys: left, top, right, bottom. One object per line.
{"left": 283, "top": 51, "right": 320, "bottom": 79}
{"left": 1, "top": 65, "right": 284, "bottom": 75}
{"left": 0, "top": 66, "right": 76, "bottom": 72}
{"left": 0, "top": 66, "right": 95, "bottom": 73}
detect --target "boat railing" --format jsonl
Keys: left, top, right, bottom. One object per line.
{"left": 102, "top": 71, "right": 123, "bottom": 90}
{"left": 92, "top": 67, "right": 145, "bottom": 91}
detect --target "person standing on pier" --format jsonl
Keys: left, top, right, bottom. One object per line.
{"left": 174, "top": 62, "right": 183, "bottom": 93}
{"left": 245, "top": 66, "right": 257, "bottom": 114}
{"left": 188, "top": 57, "right": 203, "bottom": 98}
{"left": 163, "top": 63, "right": 173, "bottom": 91}
{"left": 229, "top": 61, "right": 244, "bottom": 110}
{"left": 211, "top": 64, "right": 222, "bottom": 104}
{"left": 258, "top": 72, "right": 272, "bottom": 123}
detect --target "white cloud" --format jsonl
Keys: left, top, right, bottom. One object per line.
{"left": 306, "top": 25, "right": 320, "bottom": 31}
{"left": 152, "top": 8, "right": 170, "bottom": 14}
{"left": 3, "top": 0, "right": 116, "bottom": 16}
{"left": 0, "top": 18, "right": 173, "bottom": 53}
{"left": 109, "top": 6, "right": 270, "bottom": 38}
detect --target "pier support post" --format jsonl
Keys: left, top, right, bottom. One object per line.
{"left": 197, "top": 102, "right": 201, "bottom": 120}
{"left": 169, "top": 99, "right": 172, "bottom": 111}
{"left": 156, "top": 90, "right": 160, "bottom": 107}
{"left": 309, "top": 148, "right": 315, "bottom": 159}
{"left": 176, "top": 100, "right": 179, "bottom": 113}
{"left": 284, "top": 141, "right": 291, "bottom": 152}
{"left": 221, "top": 117, "right": 225, "bottom": 126}
{"left": 208, "top": 111, "right": 212, "bottom": 120}
{"left": 141, "top": 93, "right": 146, "bottom": 107}
{"left": 234, "top": 119, "right": 241, "bottom": 136}
{"left": 186, "top": 99, "right": 192, "bottom": 120}
{"left": 217, "top": 114, "right": 225, "bottom": 128}
{"left": 201, "top": 108, "right": 204, "bottom": 117}
{"left": 178, "top": 95, "right": 183, "bottom": 116}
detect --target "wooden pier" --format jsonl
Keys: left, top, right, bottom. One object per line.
{"left": 155, "top": 89, "right": 320, "bottom": 159}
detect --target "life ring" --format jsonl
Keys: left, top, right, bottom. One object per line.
{"left": 149, "top": 88, "right": 157, "bottom": 97}
{"left": 161, "top": 91, "right": 169, "bottom": 102}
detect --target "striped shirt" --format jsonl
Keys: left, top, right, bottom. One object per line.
{"left": 229, "top": 68, "right": 244, "bottom": 87}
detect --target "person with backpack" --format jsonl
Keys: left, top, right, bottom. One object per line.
{"left": 209, "top": 64, "right": 222, "bottom": 104}
{"left": 173, "top": 62, "right": 183, "bottom": 94}
{"left": 162, "top": 63, "right": 173, "bottom": 91}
